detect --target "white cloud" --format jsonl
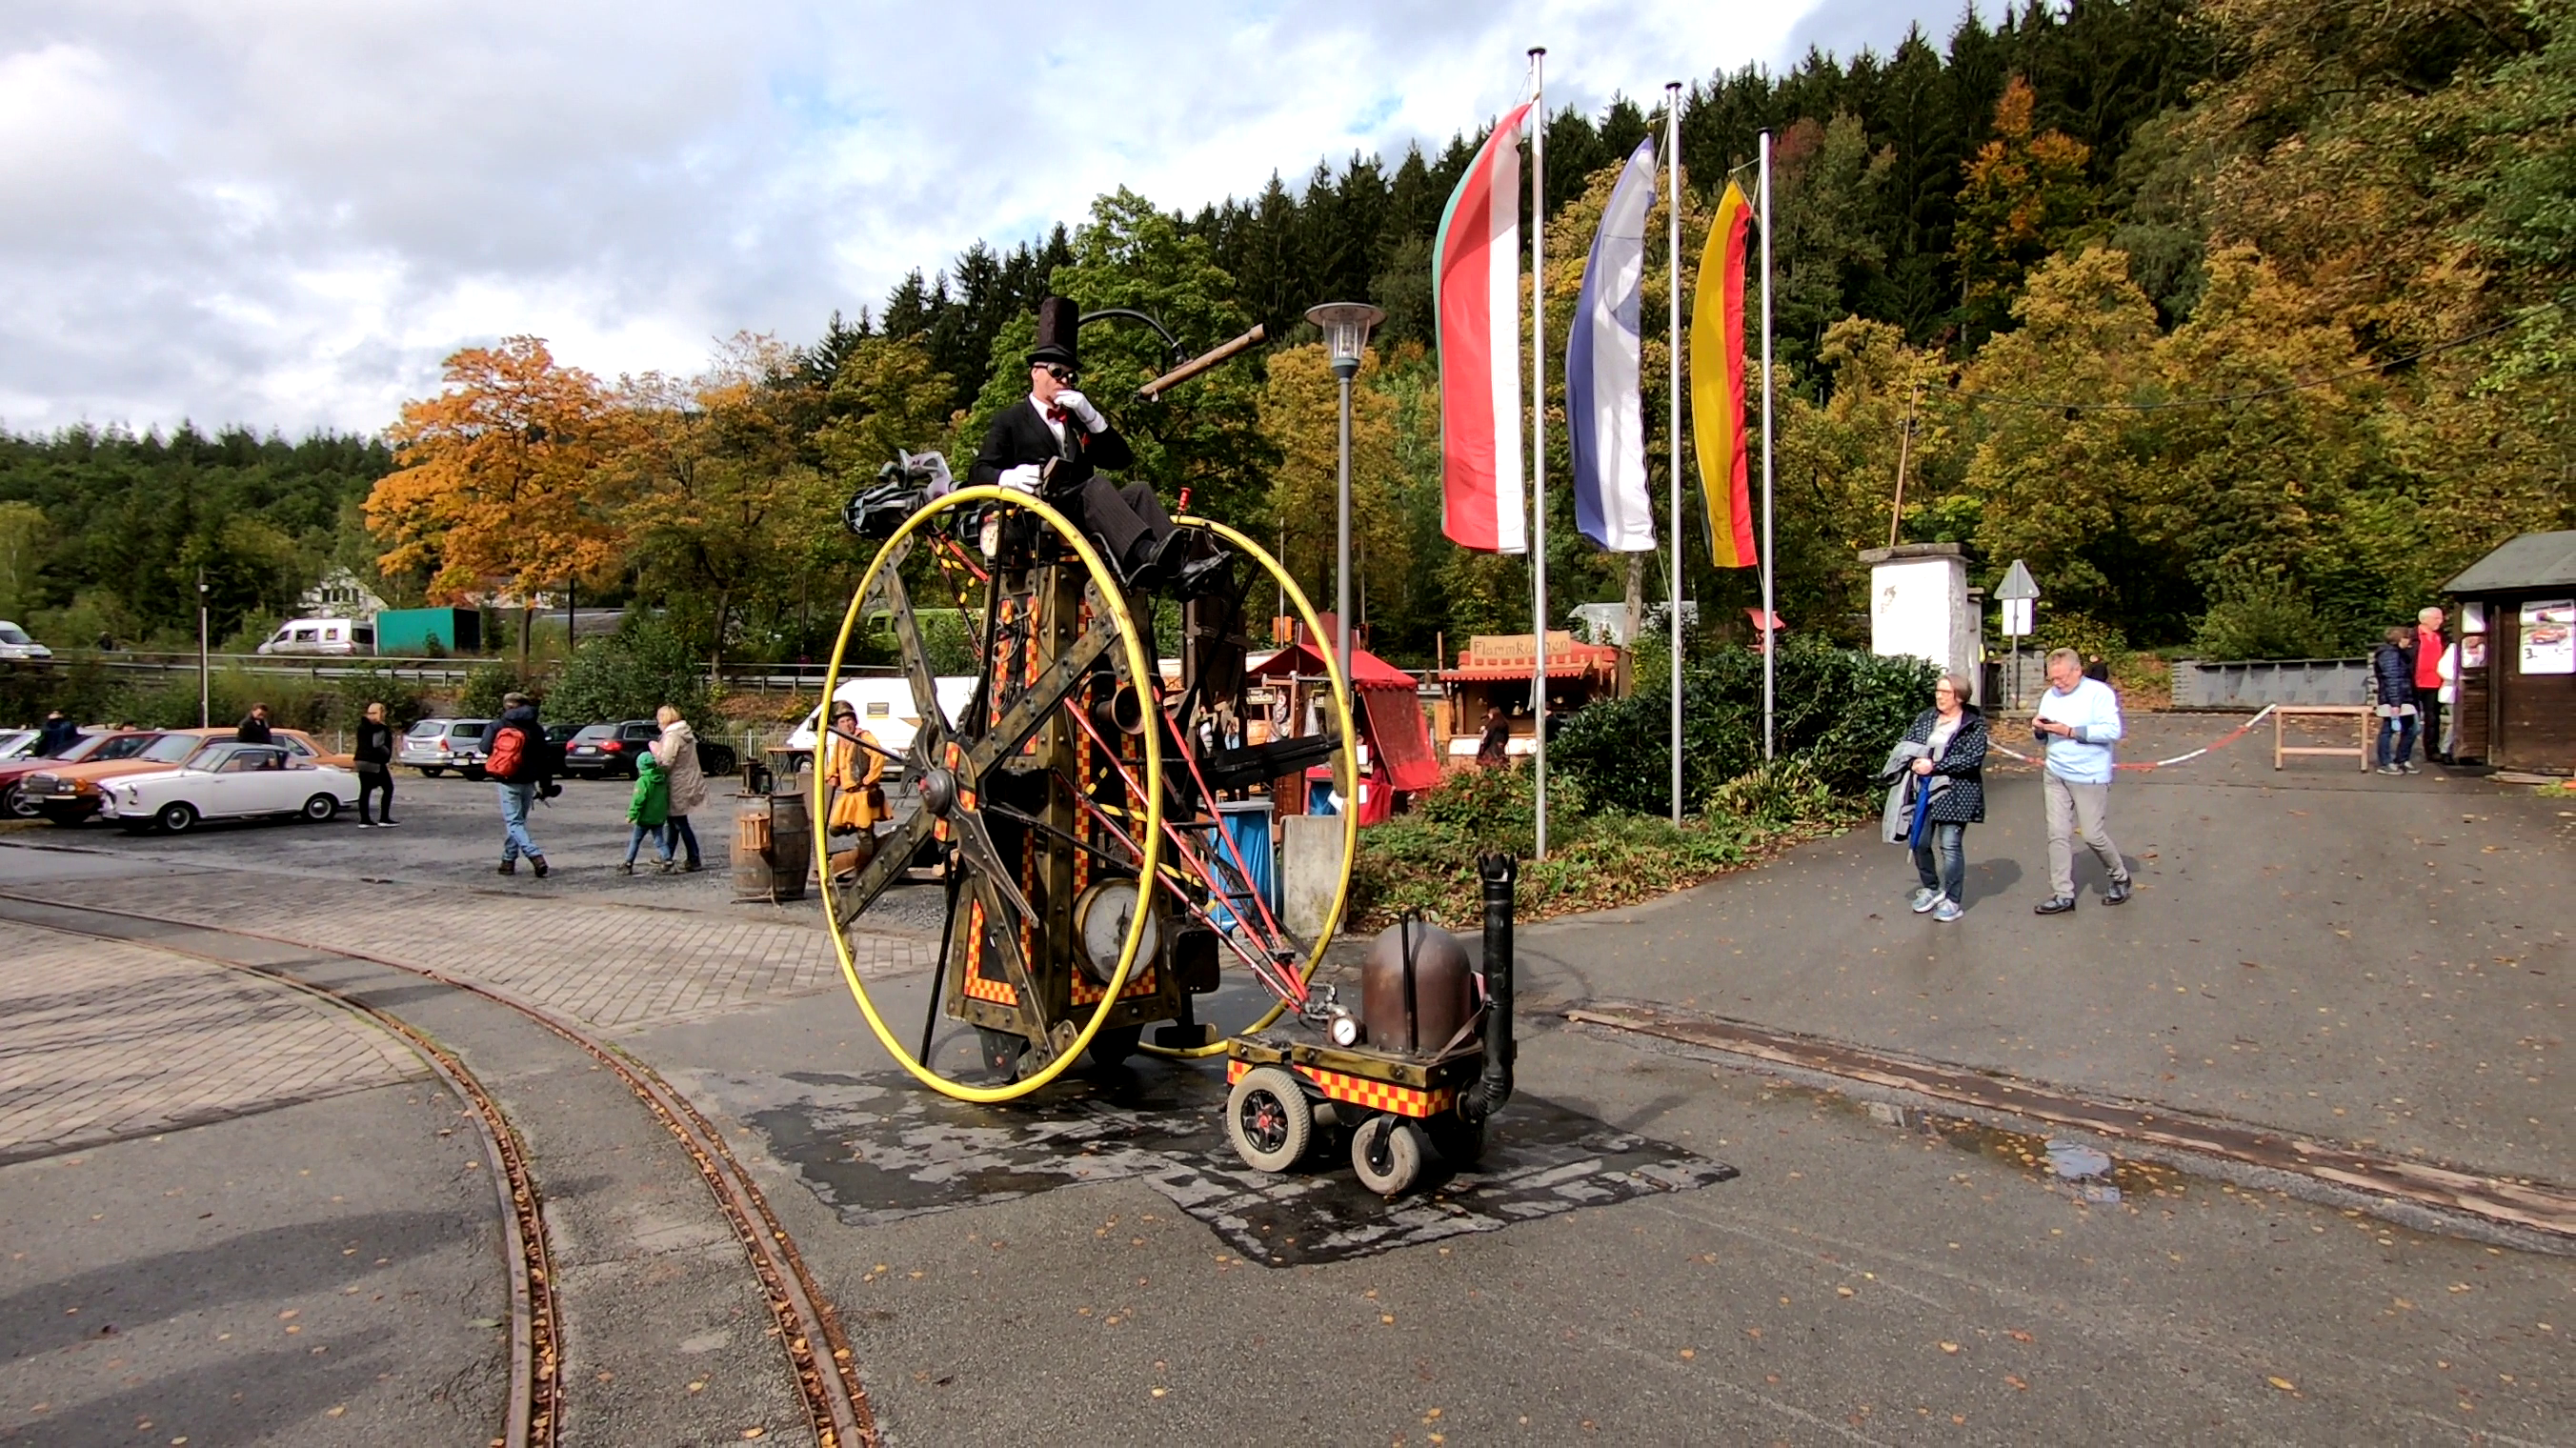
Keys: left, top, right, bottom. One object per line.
{"left": 0, "top": 0, "right": 1860, "bottom": 435}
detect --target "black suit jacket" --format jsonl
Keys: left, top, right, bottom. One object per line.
{"left": 968, "top": 397, "right": 1135, "bottom": 488}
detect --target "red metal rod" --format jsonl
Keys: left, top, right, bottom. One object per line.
{"left": 1062, "top": 700, "right": 1310, "bottom": 1005}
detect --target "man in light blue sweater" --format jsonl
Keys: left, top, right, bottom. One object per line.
{"left": 2029, "top": 648, "right": 2132, "bottom": 915}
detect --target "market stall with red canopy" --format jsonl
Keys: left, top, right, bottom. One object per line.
{"left": 1249, "top": 639, "right": 1439, "bottom": 823}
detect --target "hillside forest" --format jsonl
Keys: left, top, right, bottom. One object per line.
{"left": 0, "top": 0, "right": 2567, "bottom": 672}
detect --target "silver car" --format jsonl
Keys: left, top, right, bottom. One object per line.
{"left": 397, "top": 718, "right": 492, "bottom": 777}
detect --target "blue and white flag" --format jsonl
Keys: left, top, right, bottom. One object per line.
{"left": 1568, "top": 136, "right": 1658, "bottom": 553}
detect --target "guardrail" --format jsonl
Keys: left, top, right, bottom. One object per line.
{"left": 59, "top": 652, "right": 903, "bottom": 692}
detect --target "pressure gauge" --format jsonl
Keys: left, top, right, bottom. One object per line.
{"left": 1074, "top": 880, "right": 1159, "bottom": 986}
{"left": 1329, "top": 1010, "right": 1364, "bottom": 1048}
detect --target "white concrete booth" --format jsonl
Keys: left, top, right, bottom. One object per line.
{"left": 1860, "top": 543, "right": 1981, "bottom": 703}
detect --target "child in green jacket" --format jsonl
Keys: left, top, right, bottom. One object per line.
{"left": 621, "top": 752, "right": 673, "bottom": 875}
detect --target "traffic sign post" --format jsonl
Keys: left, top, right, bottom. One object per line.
{"left": 1996, "top": 560, "right": 2040, "bottom": 710}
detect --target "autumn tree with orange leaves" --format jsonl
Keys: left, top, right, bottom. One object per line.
{"left": 1952, "top": 77, "right": 2101, "bottom": 341}
{"left": 367, "top": 337, "right": 634, "bottom": 672}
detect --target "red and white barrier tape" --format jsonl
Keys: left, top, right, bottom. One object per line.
{"left": 1986, "top": 703, "right": 2280, "bottom": 773}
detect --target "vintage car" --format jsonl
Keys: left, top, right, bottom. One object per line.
{"left": 0, "top": 730, "right": 157, "bottom": 817}
{"left": 21, "top": 726, "right": 352, "bottom": 825}
{"left": 98, "top": 741, "right": 360, "bottom": 834}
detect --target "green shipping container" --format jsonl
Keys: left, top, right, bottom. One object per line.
{"left": 375, "top": 607, "right": 483, "bottom": 655}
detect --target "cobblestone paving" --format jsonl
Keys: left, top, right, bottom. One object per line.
{"left": 0, "top": 923, "right": 424, "bottom": 1162}
{"left": 32, "top": 870, "right": 931, "bottom": 1033}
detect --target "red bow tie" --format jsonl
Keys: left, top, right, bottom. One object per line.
{"left": 1045, "top": 404, "right": 1070, "bottom": 424}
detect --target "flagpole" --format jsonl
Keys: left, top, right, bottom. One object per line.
{"left": 1758, "top": 129, "right": 1776, "bottom": 761}
{"left": 1666, "top": 81, "right": 1684, "bottom": 826}
{"left": 1529, "top": 45, "right": 1549, "bottom": 860}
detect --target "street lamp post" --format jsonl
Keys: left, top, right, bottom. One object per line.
{"left": 1304, "top": 302, "right": 1383, "bottom": 691}
{"left": 196, "top": 570, "right": 210, "bottom": 728}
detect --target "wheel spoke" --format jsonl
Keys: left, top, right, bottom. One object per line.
{"left": 874, "top": 542, "right": 950, "bottom": 754}
{"left": 826, "top": 805, "right": 936, "bottom": 930}
{"left": 964, "top": 602, "right": 1121, "bottom": 777}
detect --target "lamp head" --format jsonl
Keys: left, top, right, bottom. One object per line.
{"left": 1305, "top": 302, "right": 1384, "bottom": 380}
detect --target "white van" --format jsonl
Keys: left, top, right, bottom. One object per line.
{"left": 255, "top": 617, "right": 376, "bottom": 656}
{"left": 786, "top": 675, "right": 976, "bottom": 762}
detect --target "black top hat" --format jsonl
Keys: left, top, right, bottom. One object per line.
{"left": 1027, "top": 297, "right": 1079, "bottom": 371}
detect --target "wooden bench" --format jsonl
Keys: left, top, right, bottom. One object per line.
{"left": 2273, "top": 704, "right": 2374, "bottom": 772}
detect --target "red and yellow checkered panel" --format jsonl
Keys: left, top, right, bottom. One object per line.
{"left": 1226, "top": 1059, "right": 1455, "bottom": 1119}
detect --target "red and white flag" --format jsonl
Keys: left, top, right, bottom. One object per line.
{"left": 1435, "top": 102, "right": 1535, "bottom": 553}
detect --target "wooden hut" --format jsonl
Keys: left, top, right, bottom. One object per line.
{"left": 2445, "top": 530, "right": 2576, "bottom": 772}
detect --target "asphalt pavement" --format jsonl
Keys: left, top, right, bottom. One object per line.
{"left": 0, "top": 714, "right": 2566, "bottom": 1446}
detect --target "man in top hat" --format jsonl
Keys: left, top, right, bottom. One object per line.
{"left": 969, "top": 298, "right": 1225, "bottom": 593}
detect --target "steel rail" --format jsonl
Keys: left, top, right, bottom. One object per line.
{"left": 4, "top": 909, "right": 563, "bottom": 1448}
{"left": 1568, "top": 1001, "right": 2576, "bottom": 1242}
{"left": 0, "top": 891, "right": 877, "bottom": 1448}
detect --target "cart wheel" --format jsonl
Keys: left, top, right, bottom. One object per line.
{"left": 1087, "top": 1024, "right": 1144, "bottom": 1068}
{"left": 1351, "top": 1114, "right": 1426, "bottom": 1197}
{"left": 1227, "top": 1066, "right": 1314, "bottom": 1173}
{"left": 1425, "top": 1109, "right": 1486, "bottom": 1168}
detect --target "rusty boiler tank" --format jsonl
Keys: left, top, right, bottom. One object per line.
{"left": 1358, "top": 918, "right": 1479, "bottom": 1056}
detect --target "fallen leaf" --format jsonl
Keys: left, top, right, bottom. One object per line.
{"left": 1837, "top": 1287, "right": 1855, "bottom": 1298}
{"left": 2008, "top": 1331, "right": 2033, "bottom": 1343}
{"left": 2267, "top": 1377, "right": 2296, "bottom": 1393}
{"left": 2005, "top": 1376, "right": 2028, "bottom": 1391}
{"left": 1940, "top": 1342, "right": 1960, "bottom": 1355}
{"left": 1151, "top": 1388, "right": 1168, "bottom": 1398}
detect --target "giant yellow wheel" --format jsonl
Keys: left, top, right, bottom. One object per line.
{"left": 1137, "top": 515, "right": 1358, "bottom": 1058}
{"left": 815, "top": 487, "right": 1160, "bottom": 1103}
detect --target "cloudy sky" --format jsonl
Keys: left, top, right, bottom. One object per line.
{"left": 0, "top": 0, "right": 1971, "bottom": 436}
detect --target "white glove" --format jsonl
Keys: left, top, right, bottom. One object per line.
{"left": 996, "top": 463, "right": 1043, "bottom": 493}
{"left": 1054, "top": 390, "right": 1106, "bottom": 432}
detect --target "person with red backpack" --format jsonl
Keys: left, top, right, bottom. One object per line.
{"left": 486, "top": 692, "right": 554, "bottom": 877}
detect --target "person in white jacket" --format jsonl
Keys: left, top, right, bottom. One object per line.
{"left": 651, "top": 706, "right": 708, "bottom": 873}
{"left": 2028, "top": 648, "right": 2132, "bottom": 915}
{"left": 2434, "top": 637, "right": 2464, "bottom": 761}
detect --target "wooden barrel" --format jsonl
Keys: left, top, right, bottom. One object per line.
{"left": 733, "top": 790, "right": 812, "bottom": 902}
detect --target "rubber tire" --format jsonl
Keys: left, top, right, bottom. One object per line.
{"left": 156, "top": 802, "right": 198, "bottom": 835}
{"left": 1351, "top": 1114, "right": 1426, "bottom": 1197}
{"left": 1226, "top": 1066, "right": 1315, "bottom": 1174}
{"left": 0, "top": 784, "right": 31, "bottom": 818}
{"left": 1425, "top": 1109, "right": 1487, "bottom": 1168}
{"left": 1087, "top": 1024, "right": 1144, "bottom": 1068}
{"left": 302, "top": 794, "right": 339, "bottom": 822}
{"left": 417, "top": 767, "right": 444, "bottom": 778}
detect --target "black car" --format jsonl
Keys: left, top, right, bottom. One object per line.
{"left": 560, "top": 720, "right": 659, "bottom": 779}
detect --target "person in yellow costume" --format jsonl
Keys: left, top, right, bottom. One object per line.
{"left": 823, "top": 700, "right": 887, "bottom": 881}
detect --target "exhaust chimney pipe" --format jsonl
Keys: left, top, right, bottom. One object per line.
{"left": 1463, "top": 852, "right": 1516, "bottom": 1123}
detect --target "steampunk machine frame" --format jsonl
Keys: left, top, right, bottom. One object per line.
{"left": 814, "top": 323, "right": 1517, "bottom": 1197}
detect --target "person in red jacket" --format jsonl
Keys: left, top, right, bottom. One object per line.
{"left": 2413, "top": 606, "right": 2448, "bottom": 764}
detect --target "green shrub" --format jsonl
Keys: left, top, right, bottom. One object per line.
{"left": 1705, "top": 756, "right": 1835, "bottom": 830}
{"left": 2190, "top": 582, "right": 2344, "bottom": 660}
{"left": 1553, "top": 636, "right": 1936, "bottom": 814}
{"left": 458, "top": 662, "right": 518, "bottom": 718}
{"left": 544, "top": 620, "right": 714, "bottom": 730}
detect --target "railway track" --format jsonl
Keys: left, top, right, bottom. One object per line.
{"left": 0, "top": 892, "right": 876, "bottom": 1448}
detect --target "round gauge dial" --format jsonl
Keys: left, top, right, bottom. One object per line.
{"left": 1075, "top": 879, "right": 1159, "bottom": 985}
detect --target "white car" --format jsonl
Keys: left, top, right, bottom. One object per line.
{"left": 99, "top": 741, "right": 359, "bottom": 834}
{"left": 0, "top": 621, "right": 51, "bottom": 662}
{"left": 785, "top": 675, "right": 975, "bottom": 758}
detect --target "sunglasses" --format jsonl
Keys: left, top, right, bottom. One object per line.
{"left": 1042, "top": 364, "right": 1076, "bottom": 384}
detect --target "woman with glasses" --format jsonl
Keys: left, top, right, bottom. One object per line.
{"left": 1894, "top": 674, "right": 1989, "bottom": 922}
